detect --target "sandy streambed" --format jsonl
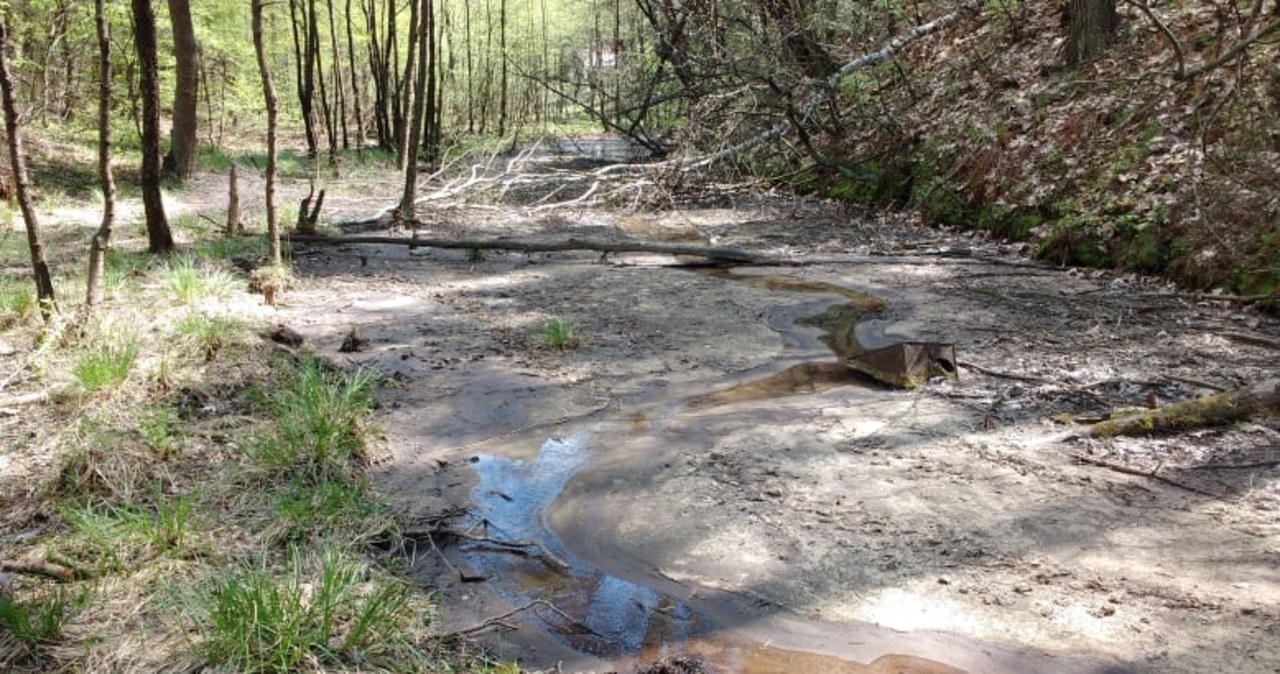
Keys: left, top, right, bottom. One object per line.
{"left": 277, "top": 199, "right": 1279, "bottom": 673}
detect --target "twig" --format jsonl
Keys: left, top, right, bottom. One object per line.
{"left": 452, "top": 531, "right": 571, "bottom": 571}
{"left": 1194, "top": 459, "right": 1280, "bottom": 470}
{"left": 959, "top": 361, "right": 1052, "bottom": 385}
{"left": 438, "top": 599, "right": 598, "bottom": 640}
{"left": 1069, "top": 453, "right": 1219, "bottom": 497}
{"left": 423, "top": 530, "right": 488, "bottom": 583}
{"left": 1162, "top": 374, "right": 1228, "bottom": 392}
{"left": 1218, "top": 330, "right": 1280, "bottom": 351}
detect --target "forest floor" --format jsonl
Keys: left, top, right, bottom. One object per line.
{"left": 261, "top": 161, "right": 1280, "bottom": 673}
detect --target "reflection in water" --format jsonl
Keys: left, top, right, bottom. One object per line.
{"left": 466, "top": 433, "right": 698, "bottom": 656}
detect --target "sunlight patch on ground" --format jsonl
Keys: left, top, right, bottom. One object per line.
{"left": 854, "top": 588, "right": 987, "bottom": 633}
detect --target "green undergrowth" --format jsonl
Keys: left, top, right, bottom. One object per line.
{"left": 0, "top": 230, "right": 468, "bottom": 672}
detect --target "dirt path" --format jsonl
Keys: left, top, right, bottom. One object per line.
{"left": 274, "top": 190, "right": 1279, "bottom": 674}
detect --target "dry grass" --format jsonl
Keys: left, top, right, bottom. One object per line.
{"left": 0, "top": 174, "right": 462, "bottom": 672}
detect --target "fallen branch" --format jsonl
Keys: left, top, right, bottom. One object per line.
{"left": 291, "top": 233, "right": 771, "bottom": 264}
{"left": 438, "top": 598, "right": 599, "bottom": 640}
{"left": 1068, "top": 453, "right": 1218, "bottom": 497}
{"left": 1195, "top": 458, "right": 1280, "bottom": 470}
{"left": 0, "top": 559, "right": 83, "bottom": 583}
{"left": 452, "top": 530, "right": 571, "bottom": 572}
{"left": 1087, "top": 378, "right": 1280, "bottom": 438}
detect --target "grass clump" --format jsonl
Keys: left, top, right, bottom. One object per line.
{"left": 0, "top": 279, "right": 37, "bottom": 327}
{"left": 57, "top": 495, "right": 197, "bottom": 571}
{"left": 163, "top": 256, "right": 238, "bottom": 305}
{"left": 174, "top": 311, "right": 250, "bottom": 361}
{"left": 73, "top": 338, "right": 140, "bottom": 393}
{"left": 190, "top": 548, "right": 421, "bottom": 674}
{"left": 247, "top": 360, "right": 377, "bottom": 485}
{"left": 0, "top": 588, "right": 85, "bottom": 668}
{"left": 538, "top": 316, "right": 580, "bottom": 350}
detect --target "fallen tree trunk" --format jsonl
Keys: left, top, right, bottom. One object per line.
{"left": 290, "top": 233, "right": 772, "bottom": 264}
{"left": 1088, "top": 378, "right": 1280, "bottom": 438}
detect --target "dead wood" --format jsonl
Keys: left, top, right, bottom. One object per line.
{"left": 452, "top": 530, "right": 570, "bottom": 572}
{"left": 438, "top": 599, "right": 598, "bottom": 640}
{"left": 1069, "top": 453, "right": 1219, "bottom": 497}
{"left": 290, "top": 233, "right": 771, "bottom": 264}
{"left": 1196, "top": 458, "right": 1280, "bottom": 470}
{"left": 1087, "top": 378, "right": 1280, "bottom": 438}
{"left": 0, "top": 558, "right": 83, "bottom": 582}
{"left": 1218, "top": 330, "right": 1280, "bottom": 351}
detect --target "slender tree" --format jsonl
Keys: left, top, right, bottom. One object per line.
{"left": 85, "top": 0, "right": 116, "bottom": 316}
{"left": 253, "top": 0, "right": 282, "bottom": 267}
{"left": 164, "top": 0, "right": 200, "bottom": 181}
{"left": 132, "top": 0, "right": 175, "bottom": 254}
{"left": 0, "top": 20, "right": 55, "bottom": 319}
{"left": 399, "top": 0, "right": 431, "bottom": 219}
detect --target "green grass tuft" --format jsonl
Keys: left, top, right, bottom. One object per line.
{"left": 539, "top": 316, "right": 579, "bottom": 350}
{"left": 174, "top": 311, "right": 250, "bottom": 361}
{"left": 245, "top": 360, "right": 377, "bottom": 485}
{"left": 191, "top": 548, "right": 419, "bottom": 674}
{"left": 73, "top": 338, "right": 140, "bottom": 392}
{"left": 0, "top": 587, "right": 85, "bottom": 664}
{"left": 163, "top": 256, "right": 238, "bottom": 305}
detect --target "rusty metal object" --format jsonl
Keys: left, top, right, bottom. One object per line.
{"left": 845, "top": 342, "right": 957, "bottom": 389}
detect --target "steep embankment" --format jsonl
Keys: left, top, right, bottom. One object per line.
{"left": 807, "top": 0, "right": 1278, "bottom": 303}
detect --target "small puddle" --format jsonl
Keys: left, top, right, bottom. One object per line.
{"left": 465, "top": 432, "right": 701, "bottom": 657}
{"left": 464, "top": 432, "right": 960, "bottom": 672}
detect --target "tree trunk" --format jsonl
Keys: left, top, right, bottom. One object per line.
{"left": 396, "top": 0, "right": 419, "bottom": 170}
{"left": 1065, "top": 0, "right": 1119, "bottom": 67}
{"left": 399, "top": 0, "right": 431, "bottom": 219}
{"left": 327, "top": 0, "right": 349, "bottom": 149}
{"left": 497, "top": 0, "right": 507, "bottom": 136}
{"left": 85, "top": 0, "right": 116, "bottom": 316}
{"left": 163, "top": 0, "right": 200, "bottom": 181}
{"left": 225, "top": 163, "right": 240, "bottom": 236}
{"left": 131, "top": 0, "right": 175, "bottom": 255}
{"left": 345, "top": 0, "right": 366, "bottom": 149}
{"left": 253, "top": 0, "right": 282, "bottom": 267}
{"left": 290, "top": 0, "right": 319, "bottom": 156}
{"left": 0, "top": 21, "right": 56, "bottom": 319}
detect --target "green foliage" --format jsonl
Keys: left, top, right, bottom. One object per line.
{"left": 465, "top": 247, "right": 489, "bottom": 263}
{"left": 245, "top": 361, "right": 376, "bottom": 485}
{"left": 539, "top": 316, "right": 580, "bottom": 350}
{"left": 191, "top": 549, "right": 419, "bottom": 674}
{"left": 194, "top": 234, "right": 269, "bottom": 263}
{"left": 73, "top": 337, "right": 140, "bottom": 393}
{"left": 137, "top": 405, "right": 183, "bottom": 457}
